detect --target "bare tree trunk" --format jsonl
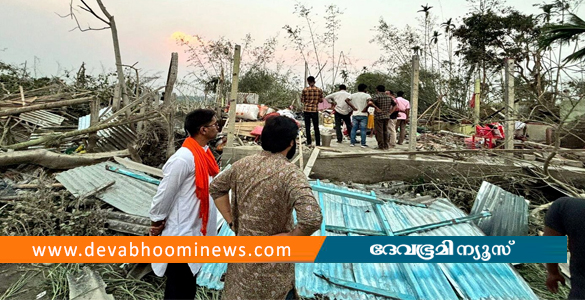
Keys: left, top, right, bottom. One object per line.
{"left": 0, "top": 149, "right": 129, "bottom": 169}
{"left": 95, "top": 0, "right": 130, "bottom": 108}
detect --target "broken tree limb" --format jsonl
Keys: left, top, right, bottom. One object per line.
{"left": 76, "top": 180, "right": 115, "bottom": 209}
{"left": 78, "top": 180, "right": 115, "bottom": 200}
{"left": 0, "top": 149, "right": 129, "bottom": 169}
{"left": 3, "top": 111, "right": 159, "bottom": 150}
{"left": 0, "top": 97, "right": 94, "bottom": 117}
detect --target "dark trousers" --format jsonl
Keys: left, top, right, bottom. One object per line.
{"left": 164, "top": 263, "right": 198, "bottom": 300}
{"left": 396, "top": 119, "right": 407, "bottom": 144}
{"left": 304, "top": 112, "right": 320, "bottom": 146}
{"left": 334, "top": 112, "right": 352, "bottom": 142}
{"left": 374, "top": 119, "right": 390, "bottom": 149}
{"left": 285, "top": 288, "right": 298, "bottom": 300}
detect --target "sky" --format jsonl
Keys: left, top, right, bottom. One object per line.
{"left": 0, "top": 0, "right": 550, "bottom": 88}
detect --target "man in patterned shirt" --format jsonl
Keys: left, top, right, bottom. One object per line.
{"left": 210, "top": 116, "right": 323, "bottom": 300}
{"left": 368, "top": 85, "right": 396, "bottom": 149}
{"left": 301, "top": 76, "right": 324, "bottom": 146}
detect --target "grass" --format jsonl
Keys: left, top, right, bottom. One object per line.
{"left": 516, "top": 263, "right": 570, "bottom": 300}
{"left": 0, "top": 271, "right": 38, "bottom": 300}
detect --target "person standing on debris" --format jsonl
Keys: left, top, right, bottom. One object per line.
{"left": 301, "top": 76, "right": 324, "bottom": 147}
{"left": 368, "top": 85, "right": 396, "bottom": 149}
{"left": 544, "top": 196, "right": 585, "bottom": 299}
{"left": 325, "top": 84, "right": 353, "bottom": 143}
{"left": 395, "top": 91, "right": 411, "bottom": 145}
{"left": 210, "top": 116, "right": 323, "bottom": 300}
{"left": 347, "top": 83, "right": 372, "bottom": 147}
{"left": 149, "top": 109, "right": 220, "bottom": 300}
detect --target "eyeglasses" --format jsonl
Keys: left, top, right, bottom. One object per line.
{"left": 204, "top": 122, "right": 219, "bottom": 128}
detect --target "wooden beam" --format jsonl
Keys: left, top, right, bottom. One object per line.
{"left": 303, "top": 148, "right": 320, "bottom": 177}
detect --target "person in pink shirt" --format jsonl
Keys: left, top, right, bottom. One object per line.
{"left": 395, "top": 91, "right": 410, "bottom": 145}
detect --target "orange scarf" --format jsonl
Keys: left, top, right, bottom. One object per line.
{"left": 182, "top": 137, "right": 220, "bottom": 236}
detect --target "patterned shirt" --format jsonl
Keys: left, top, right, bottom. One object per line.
{"left": 301, "top": 85, "right": 324, "bottom": 112}
{"left": 209, "top": 151, "right": 323, "bottom": 300}
{"left": 371, "top": 93, "right": 396, "bottom": 120}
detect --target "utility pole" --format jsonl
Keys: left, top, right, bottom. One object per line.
{"left": 504, "top": 58, "right": 515, "bottom": 152}
{"left": 409, "top": 55, "right": 420, "bottom": 159}
{"left": 226, "top": 45, "right": 242, "bottom": 147}
{"left": 474, "top": 79, "right": 481, "bottom": 126}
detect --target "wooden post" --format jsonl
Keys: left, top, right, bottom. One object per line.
{"left": 164, "top": 53, "right": 179, "bottom": 107}
{"left": 504, "top": 58, "right": 515, "bottom": 152}
{"left": 408, "top": 55, "right": 420, "bottom": 159}
{"left": 19, "top": 86, "right": 25, "bottom": 106}
{"left": 226, "top": 45, "right": 242, "bottom": 147}
{"left": 474, "top": 78, "right": 481, "bottom": 126}
{"left": 166, "top": 93, "right": 176, "bottom": 158}
{"left": 164, "top": 53, "right": 179, "bottom": 159}
{"left": 88, "top": 98, "right": 100, "bottom": 152}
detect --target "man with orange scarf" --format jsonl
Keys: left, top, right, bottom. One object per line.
{"left": 149, "top": 109, "right": 220, "bottom": 300}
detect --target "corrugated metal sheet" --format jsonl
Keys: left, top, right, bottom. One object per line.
{"left": 196, "top": 183, "right": 537, "bottom": 300}
{"left": 78, "top": 107, "right": 137, "bottom": 151}
{"left": 19, "top": 110, "right": 65, "bottom": 127}
{"left": 55, "top": 162, "right": 157, "bottom": 217}
{"left": 470, "top": 181, "right": 529, "bottom": 236}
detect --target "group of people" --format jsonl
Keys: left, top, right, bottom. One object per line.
{"left": 301, "top": 76, "right": 410, "bottom": 149}
{"left": 149, "top": 109, "right": 322, "bottom": 300}
{"left": 147, "top": 79, "right": 582, "bottom": 300}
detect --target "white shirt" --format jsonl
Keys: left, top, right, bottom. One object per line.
{"left": 150, "top": 147, "right": 218, "bottom": 277}
{"left": 324, "top": 90, "right": 352, "bottom": 115}
{"left": 348, "top": 92, "right": 372, "bottom": 117}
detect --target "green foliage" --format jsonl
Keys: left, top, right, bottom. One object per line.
{"left": 454, "top": 9, "right": 541, "bottom": 71}
{"left": 354, "top": 72, "right": 392, "bottom": 93}
{"left": 238, "top": 67, "right": 299, "bottom": 108}
{"left": 540, "top": 13, "right": 585, "bottom": 62}
{"left": 0, "top": 62, "right": 61, "bottom": 94}
{"left": 355, "top": 67, "right": 441, "bottom": 112}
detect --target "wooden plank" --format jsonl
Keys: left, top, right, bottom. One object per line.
{"left": 303, "top": 148, "right": 320, "bottom": 177}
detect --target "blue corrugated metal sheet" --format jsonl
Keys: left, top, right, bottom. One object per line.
{"left": 196, "top": 182, "right": 537, "bottom": 300}
{"left": 470, "top": 181, "right": 529, "bottom": 236}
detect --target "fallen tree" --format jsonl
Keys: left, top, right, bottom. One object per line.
{"left": 0, "top": 149, "right": 129, "bottom": 169}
